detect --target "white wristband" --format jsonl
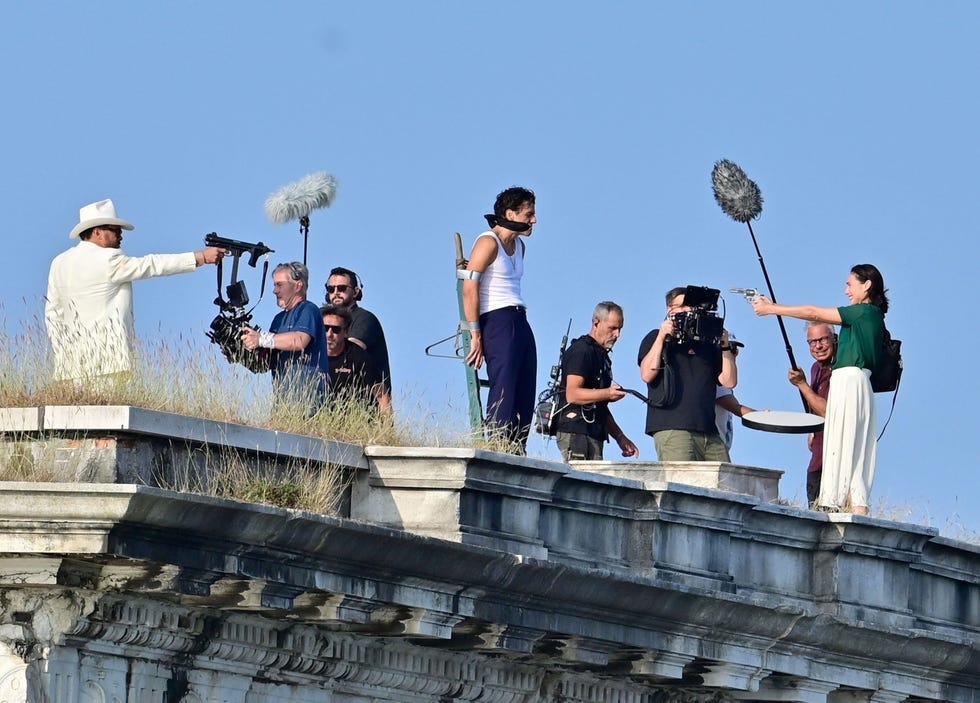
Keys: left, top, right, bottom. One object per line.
{"left": 463, "top": 321, "right": 480, "bottom": 332}
{"left": 258, "top": 331, "right": 276, "bottom": 349}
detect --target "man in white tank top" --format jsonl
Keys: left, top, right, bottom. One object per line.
{"left": 461, "top": 186, "right": 538, "bottom": 452}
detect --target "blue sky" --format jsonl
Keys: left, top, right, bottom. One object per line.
{"left": 3, "top": 2, "right": 977, "bottom": 536}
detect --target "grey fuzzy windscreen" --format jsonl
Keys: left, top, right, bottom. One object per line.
{"left": 711, "top": 159, "right": 763, "bottom": 223}
{"left": 265, "top": 172, "right": 339, "bottom": 225}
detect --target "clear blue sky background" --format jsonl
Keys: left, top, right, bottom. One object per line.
{"left": 3, "top": 2, "right": 977, "bottom": 536}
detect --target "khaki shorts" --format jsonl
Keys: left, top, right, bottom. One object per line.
{"left": 652, "top": 430, "right": 731, "bottom": 462}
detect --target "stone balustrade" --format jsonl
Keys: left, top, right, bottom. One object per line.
{"left": 0, "top": 406, "right": 976, "bottom": 702}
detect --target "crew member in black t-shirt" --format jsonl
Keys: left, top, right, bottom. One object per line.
{"left": 320, "top": 304, "right": 391, "bottom": 415}
{"left": 553, "top": 301, "right": 638, "bottom": 462}
{"left": 637, "top": 287, "right": 737, "bottom": 461}
{"left": 324, "top": 267, "right": 392, "bottom": 397}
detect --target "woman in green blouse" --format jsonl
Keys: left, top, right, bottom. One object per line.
{"left": 752, "top": 264, "right": 888, "bottom": 515}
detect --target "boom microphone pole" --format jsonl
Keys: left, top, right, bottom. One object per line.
{"left": 265, "top": 171, "right": 338, "bottom": 265}
{"left": 711, "top": 159, "right": 809, "bottom": 413}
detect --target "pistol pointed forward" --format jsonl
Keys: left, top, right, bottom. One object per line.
{"left": 730, "top": 287, "right": 761, "bottom": 302}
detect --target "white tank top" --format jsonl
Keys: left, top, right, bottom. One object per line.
{"left": 477, "top": 231, "right": 525, "bottom": 314}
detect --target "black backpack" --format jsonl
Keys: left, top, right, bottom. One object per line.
{"left": 871, "top": 327, "right": 902, "bottom": 393}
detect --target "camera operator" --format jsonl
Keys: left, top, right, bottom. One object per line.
{"left": 241, "top": 262, "right": 329, "bottom": 413}
{"left": 637, "top": 287, "right": 738, "bottom": 462}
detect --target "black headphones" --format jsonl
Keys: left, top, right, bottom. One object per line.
{"left": 285, "top": 262, "right": 305, "bottom": 281}
{"left": 278, "top": 261, "right": 308, "bottom": 287}
{"left": 328, "top": 266, "right": 363, "bottom": 302}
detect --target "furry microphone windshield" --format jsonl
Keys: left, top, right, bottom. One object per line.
{"left": 711, "top": 159, "right": 763, "bottom": 223}
{"left": 264, "top": 172, "right": 338, "bottom": 224}
{"left": 710, "top": 158, "right": 810, "bottom": 413}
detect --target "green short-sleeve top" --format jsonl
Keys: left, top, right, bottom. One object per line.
{"left": 834, "top": 303, "right": 884, "bottom": 371}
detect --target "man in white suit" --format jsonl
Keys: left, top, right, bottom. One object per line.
{"left": 45, "top": 199, "right": 226, "bottom": 384}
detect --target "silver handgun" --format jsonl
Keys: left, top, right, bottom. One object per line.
{"left": 730, "top": 287, "right": 760, "bottom": 301}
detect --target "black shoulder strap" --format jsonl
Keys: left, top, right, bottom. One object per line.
{"left": 213, "top": 254, "right": 270, "bottom": 312}
{"left": 214, "top": 257, "right": 226, "bottom": 306}
{"left": 877, "top": 370, "right": 901, "bottom": 441}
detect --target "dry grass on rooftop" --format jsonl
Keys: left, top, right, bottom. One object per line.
{"left": 0, "top": 315, "right": 484, "bottom": 448}
{"left": 0, "top": 313, "right": 511, "bottom": 512}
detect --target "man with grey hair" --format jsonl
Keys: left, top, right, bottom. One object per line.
{"left": 242, "top": 262, "right": 329, "bottom": 411}
{"left": 552, "top": 301, "right": 638, "bottom": 461}
{"left": 790, "top": 322, "right": 837, "bottom": 506}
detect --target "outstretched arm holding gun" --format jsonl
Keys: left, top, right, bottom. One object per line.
{"left": 193, "top": 245, "right": 227, "bottom": 266}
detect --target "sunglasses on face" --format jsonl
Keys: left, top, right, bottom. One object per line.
{"left": 807, "top": 336, "right": 833, "bottom": 347}
{"left": 324, "top": 324, "right": 347, "bottom": 334}
{"left": 326, "top": 285, "right": 351, "bottom": 294}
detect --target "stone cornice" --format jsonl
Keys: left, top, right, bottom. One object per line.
{"left": 0, "top": 483, "right": 977, "bottom": 700}
{"left": 1, "top": 407, "right": 978, "bottom": 702}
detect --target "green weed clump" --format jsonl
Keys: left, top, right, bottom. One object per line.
{"left": 0, "top": 440, "right": 56, "bottom": 482}
{"left": 158, "top": 445, "right": 352, "bottom": 515}
{"left": 240, "top": 480, "right": 304, "bottom": 508}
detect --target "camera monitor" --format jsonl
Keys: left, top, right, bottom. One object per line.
{"left": 682, "top": 285, "right": 720, "bottom": 311}
{"left": 225, "top": 280, "right": 249, "bottom": 309}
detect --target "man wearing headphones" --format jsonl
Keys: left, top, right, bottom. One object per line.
{"left": 242, "top": 262, "right": 329, "bottom": 412}
{"left": 789, "top": 322, "right": 837, "bottom": 507}
{"left": 325, "top": 266, "right": 391, "bottom": 397}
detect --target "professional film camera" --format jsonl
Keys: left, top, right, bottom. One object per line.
{"left": 204, "top": 232, "right": 274, "bottom": 374}
{"left": 669, "top": 285, "right": 725, "bottom": 346}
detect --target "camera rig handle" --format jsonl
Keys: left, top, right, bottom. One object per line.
{"left": 620, "top": 387, "right": 653, "bottom": 406}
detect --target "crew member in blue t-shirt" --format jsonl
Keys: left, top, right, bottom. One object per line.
{"left": 241, "top": 261, "right": 329, "bottom": 413}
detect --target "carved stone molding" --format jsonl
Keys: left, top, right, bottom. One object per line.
{"left": 1, "top": 412, "right": 978, "bottom": 703}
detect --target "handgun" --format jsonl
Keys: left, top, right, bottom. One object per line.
{"left": 730, "top": 287, "right": 760, "bottom": 301}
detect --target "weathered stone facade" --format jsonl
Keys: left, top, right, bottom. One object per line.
{"left": 0, "top": 406, "right": 977, "bottom": 702}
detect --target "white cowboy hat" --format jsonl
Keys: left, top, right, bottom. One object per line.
{"left": 68, "top": 199, "right": 135, "bottom": 239}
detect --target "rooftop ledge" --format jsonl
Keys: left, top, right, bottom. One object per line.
{"left": 0, "top": 406, "right": 978, "bottom": 700}
{"left": 0, "top": 404, "right": 367, "bottom": 469}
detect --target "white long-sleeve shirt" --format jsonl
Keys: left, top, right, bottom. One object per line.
{"left": 45, "top": 240, "right": 196, "bottom": 380}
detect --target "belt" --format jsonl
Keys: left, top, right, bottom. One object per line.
{"left": 483, "top": 305, "right": 527, "bottom": 314}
